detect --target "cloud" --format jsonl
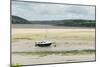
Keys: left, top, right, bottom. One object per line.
{"left": 12, "top": 1, "right": 95, "bottom": 20}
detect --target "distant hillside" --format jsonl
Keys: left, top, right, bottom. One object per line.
{"left": 57, "top": 19, "right": 96, "bottom": 27}
{"left": 30, "top": 19, "right": 96, "bottom": 27}
{"left": 12, "top": 15, "right": 31, "bottom": 24}
{"left": 12, "top": 15, "right": 95, "bottom": 27}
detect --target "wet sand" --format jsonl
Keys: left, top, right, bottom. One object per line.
{"left": 12, "top": 54, "right": 95, "bottom": 65}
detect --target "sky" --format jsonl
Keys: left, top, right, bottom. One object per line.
{"left": 12, "top": 1, "right": 95, "bottom": 21}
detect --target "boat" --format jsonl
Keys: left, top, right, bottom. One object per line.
{"left": 35, "top": 40, "right": 52, "bottom": 47}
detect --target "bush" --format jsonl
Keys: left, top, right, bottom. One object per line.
{"left": 11, "top": 64, "right": 22, "bottom": 67}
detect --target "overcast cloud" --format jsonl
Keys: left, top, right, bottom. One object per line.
{"left": 12, "top": 1, "right": 95, "bottom": 21}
